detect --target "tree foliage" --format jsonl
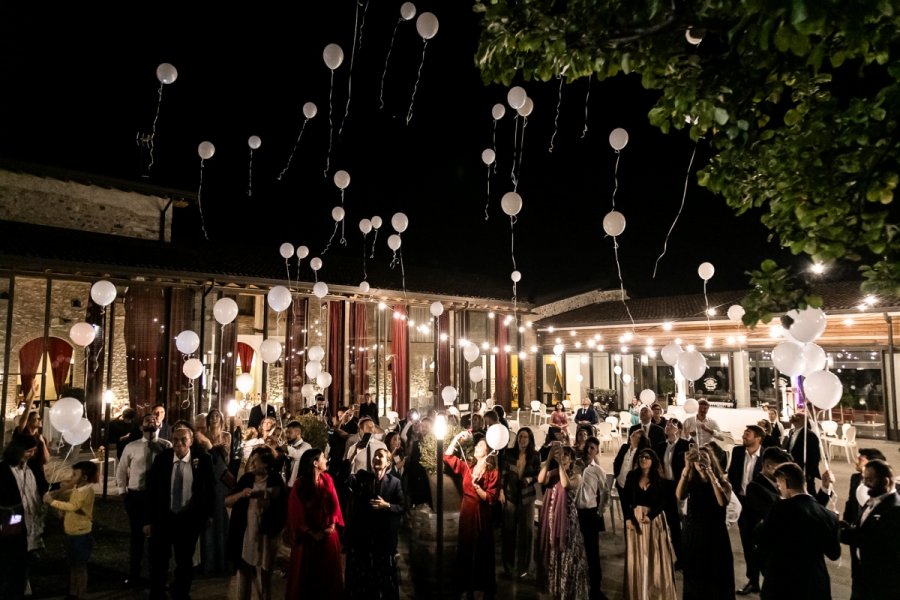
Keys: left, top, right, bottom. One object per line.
{"left": 474, "top": 0, "right": 900, "bottom": 323}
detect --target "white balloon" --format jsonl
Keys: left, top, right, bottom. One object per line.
{"left": 501, "top": 191, "right": 522, "bottom": 216}
{"left": 684, "top": 398, "right": 699, "bottom": 414}
{"left": 50, "top": 397, "right": 83, "bottom": 432}
{"left": 303, "top": 102, "right": 318, "bottom": 119}
{"left": 198, "top": 141, "right": 215, "bottom": 160}
{"left": 491, "top": 103, "right": 506, "bottom": 120}
{"left": 463, "top": 344, "right": 480, "bottom": 363}
{"left": 481, "top": 148, "right": 496, "bottom": 165}
{"left": 323, "top": 43, "right": 344, "bottom": 70}
{"left": 156, "top": 63, "right": 178, "bottom": 85}
{"left": 259, "top": 339, "right": 283, "bottom": 364}
{"left": 486, "top": 423, "right": 510, "bottom": 450}
{"left": 430, "top": 301, "right": 444, "bottom": 317}
{"left": 175, "top": 330, "right": 200, "bottom": 355}
{"left": 248, "top": 135, "right": 262, "bottom": 150}
{"left": 387, "top": 235, "right": 402, "bottom": 251}
{"left": 613, "top": 365, "right": 622, "bottom": 375}
{"left": 313, "top": 281, "right": 329, "bottom": 299}
{"left": 359, "top": 219, "right": 373, "bottom": 235}
{"left": 677, "top": 350, "right": 708, "bottom": 381}
{"left": 301, "top": 383, "right": 316, "bottom": 398}
{"left": 469, "top": 365, "right": 485, "bottom": 383}
{"left": 639, "top": 389, "right": 656, "bottom": 405}
{"left": 400, "top": 1, "right": 417, "bottom": 20}
{"left": 622, "top": 373, "right": 633, "bottom": 384}
{"left": 334, "top": 170, "right": 350, "bottom": 190}
{"left": 391, "top": 212, "right": 409, "bottom": 233}
{"left": 415, "top": 12, "right": 439, "bottom": 39}
{"left": 213, "top": 297, "right": 239, "bottom": 325}
{"left": 279, "top": 242, "right": 295, "bottom": 259}
{"left": 685, "top": 29, "right": 703, "bottom": 45}
{"left": 507, "top": 86, "right": 527, "bottom": 110}
{"left": 183, "top": 357, "right": 204, "bottom": 380}
{"left": 310, "top": 257, "right": 323, "bottom": 271}
{"left": 802, "top": 343, "right": 827, "bottom": 376}
{"left": 371, "top": 216, "right": 383, "bottom": 229}
{"left": 306, "top": 361, "right": 322, "bottom": 380}
{"left": 698, "top": 262, "right": 715, "bottom": 281}
{"left": 804, "top": 370, "right": 843, "bottom": 410}
{"left": 786, "top": 307, "right": 827, "bottom": 343}
{"left": 63, "top": 418, "right": 93, "bottom": 446}
{"left": 661, "top": 342, "right": 683, "bottom": 367}
{"left": 308, "top": 345, "right": 326, "bottom": 362}
{"left": 267, "top": 285, "right": 292, "bottom": 313}
{"left": 602, "top": 210, "right": 626, "bottom": 237}
{"left": 69, "top": 322, "right": 96, "bottom": 347}
{"left": 727, "top": 304, "right": 745, "bottom": 323}
{"left": 517, "top": 97, "right": 534, "bottom": 117}
{"left": 511, "top": 270, "right": 522, "bottom": 283}
{"left": 296, "top": 245, "right": 310, "bottom": 259}
{"left": 331, "top": 207, "right": 345, "bottom": 222}
{"left": 236, "top": 372, "right": 254, "bottom": 394}
{"left": 772, "top": 341, "right": 807, "bottom": 376}
{"left": 91, "top": 280, "right": 117, "bottom": 307}
{"left": 609, "top": 128, "right": 629, "bottom": 151}
{"left": 448, "top": 406, "right": 460, "bottom": 417}
{"left": 359, "top": 281, "right": 370, "bottom": 293}
{"left": 317, "top": 371, "right": 333, "bottom": 389}
{"left": 441, "top": 386, "right": 458, "bottom": 405}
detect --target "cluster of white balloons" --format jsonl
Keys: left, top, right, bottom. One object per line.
{"left": 770, "top": 307, "right": 840, "bottom": 410}
{"left": 279, "top": 242, "right": 310, "bottom": 262}
{"left": 506, "top": 86, "right": 534, "bottom": 117}
{"left": 68, "top": 280, "right": 117, "bottom": 346}
{"left": 661, "top": 342, "right": 708, "bottom": 381}
{"left": 388, "top": 212, "right": 408, "bottom": 252}
{"left": 305, "top": 345, "right": 333, "bottom": 390}
{"left": 49, "top": 397, "right": 93, "bottom": 446}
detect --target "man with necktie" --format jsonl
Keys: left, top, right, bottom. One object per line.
{"left": 654, "top": 418, "right": 689, "bottom": 567}
{"left": 628, "top": 406, "right": 665, "bottom": 446}
{"left": 728, "top": 425, "right": 765, "bottom": 595}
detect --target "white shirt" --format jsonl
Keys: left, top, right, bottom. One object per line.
{"left": 663, "top": 440, "right": 678, "bottom": 480}
{"left": 617, "top": 447, "right": 637, "bottom": 488}
{"left": 286, "top": 438, "right": 311, "bottom": 487}
{"left": 170, "top": 451, "right": 193, "bottom": 511}
{"left": 741, "top": 447, "right": 761, "bottom": 494}
{"left": 345, "top": 435, "right": 387, "bottom": 475}
{"left": 860, "top": 490, "right": 897, "bottom": 525}
{"left": 9, "top": 463, "right": 41, "bottom": 550}
{"left": 576, "top": 461, "right": 609, "bottom": 511}
{"left": 117, "top": 435, "right": 172, "bottom": 492}
{"left": 683, "top": 415, "right": 722, "bottom": 446}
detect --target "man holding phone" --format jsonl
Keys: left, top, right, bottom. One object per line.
{"left": 345, "top": 417, "right": 386, "bottom": 475}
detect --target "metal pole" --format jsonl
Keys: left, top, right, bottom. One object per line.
{"left": 435, "top": 437, "right": 444, "bottom": 599}
{"left": 0, "top": 275, "right": 15, "bottom": 449}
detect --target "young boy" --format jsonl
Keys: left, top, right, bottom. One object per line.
{"left": 44, "top": 461, "right": 98, "bottom": 600}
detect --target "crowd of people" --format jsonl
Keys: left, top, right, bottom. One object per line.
{"left": 1, "top": 393, "right": 899, "bottom": 600}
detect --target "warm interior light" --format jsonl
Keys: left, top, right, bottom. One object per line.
{"left": 226, "top": 399, "right": 238, "bottom": 417}
{"left": 811, "top": 263, "right": 826, "bottom": 274}
{"left": 433, "top": 414, "right": 447, "bottom": 440}
{"left": 662, "top": 322, "right": 673, "bottom": 331}
{"left": 102, "top": 390, "right": 115, "bottom": 405}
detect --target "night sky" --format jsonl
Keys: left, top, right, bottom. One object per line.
{"left": 0, "top": 1, "right": 800, "bottom": 303}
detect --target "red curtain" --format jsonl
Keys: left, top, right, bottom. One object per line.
{"left": 237, "top": 342, "right": 255, "bottom": 373}
{"left": 391, "top": 305, "right": 408, "bottom": 416}
{"left": 166, "top": 288, "right": 195, "bottom": 423}
{"left": 284, "top": 298, "right": 308, "bottom": 416}
{"left": 350, "top": 303, "right": 369, "bottom": 403}
{"left": 48, "top": 337, "right": 73, "bottom": 396}
{"left": 436, "top": 312, "right": 450, "bottom": 391}
{"left": 327, "top": 301, "right": 344, "bottom": 415}
{"left": 495, "top": 318, "right": 510, "bottom": 409}
{"left": 125, "top": 286, "right": 166, "bottom": 412}
{"left": 18, "top": 337, "right": 45, "bottom": 400}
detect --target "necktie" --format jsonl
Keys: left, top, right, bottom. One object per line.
{"left": 172, "top": 461, "right": 184, "bottom": 512}
{"left": 861, "top": 498, "right": 877, "bottom": 524}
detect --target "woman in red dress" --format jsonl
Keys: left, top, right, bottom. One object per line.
{"left": 444, "top": 430, "right": 499, "bottom": 600}
{"left": 285, "top": 448, "right": 344, "bottom": 600}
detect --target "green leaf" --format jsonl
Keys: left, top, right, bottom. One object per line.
{"left": 714, "top": 107, "right": 729, "bottom": 125}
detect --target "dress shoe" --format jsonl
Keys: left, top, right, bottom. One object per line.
{"left": 736, "top": 581, "right": 760, "bottom": 595}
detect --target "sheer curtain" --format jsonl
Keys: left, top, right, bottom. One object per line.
{"left": 125, "top": 286, "right": 166, "bottom": 411}
{"left": 390, "top": 305, "right": 408, "bottom": 416}
{"left": 495, "top": 318, "right": 509, "bottom": 409}
{"left": 327, "top": 301, "right": 344, "bottom": 414}
{"left": 350, "top": 303, "right": 369, "bottom": 403}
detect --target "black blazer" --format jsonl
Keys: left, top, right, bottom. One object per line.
{"left": 785, "top": 427, "right": 821, "bottom": 480}
{"left": 841, "top": 491, "right": 900, "bottom": 600}
{"left": 574, "top": 407, "right": 598, "bottom": 425}
{"left": 248, "top": 403, "right": 277, "bottom": 430}
{"left": 727, "top": 446, "right": 764, "bottom": 496}
{"left": 628, "top": 422, "right": 665, "bottom": 446}
{"left": 145, "top": 448, "right": 214, "bottom": 528}
{"left": 0, "top": 460, "right": 36, "bottom": 542}
{"left": 654, "top": 438, "right": 689, "bottom": 481}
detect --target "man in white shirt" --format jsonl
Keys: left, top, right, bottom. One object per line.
{"left": 728, "top": 425, "right": 764, "bottom": 595}
{"left": 344, "top": 417, "right": 387, "bottom": 475}
{"left": 682, "top": 399, "right": 724, "bottom": 446}
{"left": 576, "top": 437, "right": 610, "bottom": 600}
{"left": 284, "top": 420, "right": 311, "bottom": 487}
{"left": 116, "top": 413, "right": 172, "bottom": 587}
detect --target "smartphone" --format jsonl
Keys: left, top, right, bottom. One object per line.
{"left": 551, "top": 440, "right": 561, "bottom": 448}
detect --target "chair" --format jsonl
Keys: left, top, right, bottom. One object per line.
{"left": 828, "top": 425, "right": 858, "bottom": 464}
{"left": 618, "top": 411, "right": 633, "bottom": 438}
{"left": 528, "top": 400, "right": 543, "bottom": 424}
{"left": 596, "top": 421, "right": 614, "bottom": 453}
{"left": 605, "top": 415, "right": 621, "bottom": 444}
{"left": 507, "top": 419, "right": 520, "bottom": 433}
{"left": 605, "top": 473, "right": 623, "bottom": 534}
{"left": 537, "top": 404, "right": 551, "bottom": 426}
{"left": 820, "top": 419, "right": 839, "bottom": 454}
{"left": 562, "top": 399, "right": 572, "bottom": 413}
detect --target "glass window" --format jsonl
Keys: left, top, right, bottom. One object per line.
{"left": 829, "top": 349, "right": 885, "bottom": 439}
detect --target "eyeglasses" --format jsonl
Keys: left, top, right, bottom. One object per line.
{"left": 639, "top": 455, "right": 653, "bottom": 460}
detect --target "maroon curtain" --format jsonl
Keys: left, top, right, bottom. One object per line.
{"left": 85, "top": 299, "right": 105, "bottom": 445}
{"left": 327, "top": 301, "right": 344, "bottom": 415}
{"left": 18, "top": 338, "right": 44, "bottom": 400}
{"left": 350, "top": 303, "right": 369, "bottom": 403}
{"left": 47, "top": 337, "right": 73, "bottom": 396}
{"left": 284, "top": 297, "right": 308, "bottom": 415}
{"left": 495, "top": 318, "right": 510, "bottom": 409}
{"left": 237, "top": 342, "right": 255, "bottom": 373}
{"left": 125, "top": 286, "right": 166, "bottom": 412}
{"left": 436, "top": 312, "right": 450, "bottom": 391}
{"left": 391, "top": 305, "right": 408, "bottom": 416}
{"left": 166, "top": 288, "right": 195, "bottom": 423}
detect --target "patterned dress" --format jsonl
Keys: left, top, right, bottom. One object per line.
{"left": 537, "top": 469, "right": 590, "bottom": 599}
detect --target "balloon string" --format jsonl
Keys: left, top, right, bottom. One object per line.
{"left": 703, "top": 279, "right": 711, "bottom": 333}
{"left": 276, "top": 311, "right": 285, "bottom": 338}
{"left": 340, "top": 221, "right": 346, "bottom": 246}
{"left": 510, "top": 216, "right": 517, "bottom": 271}
{"left": 325, "top": 71, "right": 334, "bottom": 177}
{"left": 339, "top": 0, "right": 361, "bottom": 139}
{"left": 612, "top": 236, "right": 635, "bottom": 330}
{"left": 285, "top": 258, "right": 292, "bottom": 291}
{"left": 400, "top": 250, "right": 407, "bottom": 298}
{"left": 362, "top": 233, "right": 368, "bottom": 281}
{"left": 390, "top": 250, "right": 399, "bottom": 269}
{"left": 92, "top": 307, "right": 107, "bottom": 374}
{"left": 379, "top": 19, "right": 402, "bottom": 110}
{"left": 340, "top": 189, "right": 345, "bottom": 206}
{"left": 653, "top": 142, "right": 698, "bottom": 279}
{"left": 370, "top": 229, "right": 379, "bottom": 259}
{"left": 804, "top": 399, "right": 832, "bottom": 474}
{"left": 484, "top": 166, "right": 490, "bottom": 220}
{"left": 406, "top": 40, "right": 428, "bottom": 126}
{"left": 611, "top": 151, "right": 621, "bottom": 210}
{"left": 148, "top": 82, "right": 164, "bottom": 173}
{"left": 582, "top": 74, "right": 592, "bottom": 139}
{"left": 358, "top": 1, "right": 370, "bottom": 52}
{"left": 515, "top": 117, "right": 527, "bottom": 191}
{"left": 293, "top": 260, "right": 302, "bottom": 292}
{"left": 248, "top": 148, "right": 254, "bottom": 197}
{"left": 278, "top": 118, "right": 308, "bottom": 181}
{"left": 198, "top": 159, "right": 209, "bottom": 240}
{"left": 549, "top": 75, "right": 563, "bottom": 153}
{"left": 323, "top": 222, "right": 339, "bottom": 255}
{"left": 510, "top": 116, "right": 519, "bottom": 189}
{"left": 491, "top": 121, "right": 498, "bottom": 174}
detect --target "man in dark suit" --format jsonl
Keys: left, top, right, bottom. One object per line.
{"left": 247, "top": 395, "right": 276, "bottom": 430}
{"left": 840, "top": 459, "right": 900, "bottom": 600}
{"left": 144, "top": 426, "right": 214, "bottom": 600}
{"left": 574, "top": 397, "right": 599, "bottom": 427}
{"left": 728, "top": 425, "right": 765, "bottom": 595}
{"left": 628, "top": 406, "right": 665, "bottom": 446}
{"left": 650, "top": 402, "right": 668, "bottom": 430}
{"left": 784, "top": 412, "right": 821, "bottom": 493}
{"left": 755, "top": 462, "right": 841, "bottom": 600}
{"left": 654, "top": 418, "right": 689, "bottom": 566}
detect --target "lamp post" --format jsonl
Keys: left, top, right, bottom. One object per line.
{"left": 226, "top": 398, "right": 238, "bottom": 435}
{"left": 101, "top": 389, "right": 114, "bottom": 500}
{"left": 432, "top": 413, "right": 447, "bottom": 598}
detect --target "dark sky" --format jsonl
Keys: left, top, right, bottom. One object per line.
{"left": 0, "top": 1, "right": 797, "bottom": 303}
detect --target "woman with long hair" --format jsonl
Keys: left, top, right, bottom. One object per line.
{"left": 623, "top": 448, "right": 677, "bottom": 599}
{"left": 285, "top": 449, "right": 344, "bottom": 600}
{"left": 445, "top": 429, "right": 499, "bottom": 600}
{"left": 383, "top": 431, "right": 405, "bottom": 479}
{"left": 573, "top": 425, "right": 593, "bottom": 459}
{"left": 500, "top": 426, "right": 541, "bottom": 578}
{"left": 536, "top": 445, "right": 589, "bottom": 599}
{"left": 550, "top": 402, "right": 569, "bottom": 428}
{"left": 201, "top": 408, "right": 232, "bottom": 574}
{"left": 677, "top": 446, "right": 735, "bottom": 600}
